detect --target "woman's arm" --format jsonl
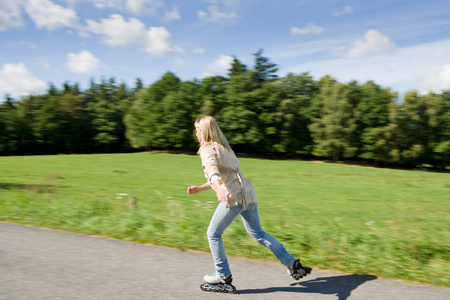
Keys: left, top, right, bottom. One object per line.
{"left": 187, "top": 179, "right": 228, "bottom": 203}
{"left": 187, "top": 182, "right": 211, "bottom": 195}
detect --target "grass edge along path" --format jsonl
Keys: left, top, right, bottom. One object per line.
{"left": 0, "top": 152, "right": 448, "bottom": 287}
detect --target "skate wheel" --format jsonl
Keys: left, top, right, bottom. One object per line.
{"left": 200, "top": 283, "right": 215, "bottom": 292}
{"left": 200, "top": 283, "right": 236, "bottom": 294}
{"left": 227, "top": 284, "right": 236, "bottom": 294}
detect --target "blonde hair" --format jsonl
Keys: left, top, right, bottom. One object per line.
{"left": 196, "top": 116, "right": 232, "bottom": 152}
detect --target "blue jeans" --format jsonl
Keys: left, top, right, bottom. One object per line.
{"left": 207, "top": 201, "right": 297, "bottom": 277}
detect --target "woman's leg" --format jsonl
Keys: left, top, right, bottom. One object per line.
{"left": 240, "top": 202, "right": 297, "bottom": 268}
{"left": 207, "top": 201, "right": 241, "bottom": 277}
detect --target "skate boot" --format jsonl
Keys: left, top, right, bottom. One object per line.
{"left": 200, "top": 273, "right": 236, "bottom": 294}
{"left": 287, "top": 259, "right": 312, "bottom": 280}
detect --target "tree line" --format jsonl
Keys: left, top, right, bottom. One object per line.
{"left": 1, "top": 50, "right": 449, "bottom": 168}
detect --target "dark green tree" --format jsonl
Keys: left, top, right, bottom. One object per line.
{"left": 348, "top": 81, "right": 395, "bottom": 160}
{"left": 309, "top": 76, "right": 356, "bottom": 161}
{"left": 157, "top": 81, "right": 200, "bottom": 149}
{"left": 87, "top": 78, "right": 128, "bottom": 152}
{"left": 198, "top": 75, "right": 228, "bottom": 117}
{"left": 59, "top": 92, "right": 92, "bottom": 153}
{"left": 252, "top": 49, "right": 278, "bottom": 85}
{"left": 216, "top": 72, "right": 261, "bottom": 152}
{"left": 32, "top": 94, "right": 68, "bottom": 153}
{"left": 372, "top": 91, "right": 448, "bottom": 167}
{"left": 134, "top": 78, "right": 144, "bottom": 93}
{"left": 228, "top": 56, "right": 248, "bottom": 78}
{"left": 0, "top": 96, "right": 23, "bottom": 154}
{"left": 432, "top": 91, "right": 450, "bottom": 168}
{"left": 125, "top": 72, "right": 181, "bottom": 150}
{"left": 277, "top": 72, "right": 318, "bottom": 153}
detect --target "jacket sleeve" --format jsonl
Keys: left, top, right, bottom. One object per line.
{"left": 199, "top": 146, "right": 220, "bottom": 185}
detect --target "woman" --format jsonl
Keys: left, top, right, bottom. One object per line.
{"left": 187, "top": 116, "right": 311, "bottom": 285}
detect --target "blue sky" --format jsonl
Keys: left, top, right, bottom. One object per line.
{"left": 1, "top": 0, "right": 450, "bottom": 100}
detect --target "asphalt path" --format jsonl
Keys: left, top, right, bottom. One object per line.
{"left": 1, "top": 222, "right": 449, "bottom": 300}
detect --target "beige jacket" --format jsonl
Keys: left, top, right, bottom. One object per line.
{"left": 199, "top": 142, "right": 257, "bottom": 209}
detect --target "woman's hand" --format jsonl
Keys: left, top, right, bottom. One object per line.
{"left": 187, "top": 181, "right": 228, "bottom": 203}
{"left": 187, "top": 183, "right": 211, "bottom": 195}
{"left": 214, "top": 184, "right": 229, "bottom": 203}
{"left": 187, "top": 186, "right": 201, "bottom": 195}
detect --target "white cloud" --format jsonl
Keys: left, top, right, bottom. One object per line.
{"left": 90, "top": 0, "right": 164, "bottom": 14}
{"left": 126, "top": 0, "right": 164, "bottom": 14}
{"left": 86, "top": 14, "right": 182, "bottom": 55}
{"left": 92, "top": 0, "right": 122, "bottom": 10}
{"left": 174, "top": 58, "right": 185, "bottom": 65}
{"left": 192, "top": 47, "right": 205, "bottom": 54}
{"left": 198, "top": 5, "right": 237, "bottom": 22}
{"left": 66, "top": 50, "right": 107, "bottom": 74}
{"left": 284, "top": 39, "right": 450, "bottom": 95}
{"left": 419, "top": 64, "right": 450, "bottom": 94}
{"left": 145, "top": 26, "right": 183, "bottom": 55}
{"left": 200, "top": 72, "right": 215, "bottom": 79}
{"left": 25, "top": 0, "right": 78, "bottom": 30}
{"left": 0, "top": 63, "right": 46, "bottom": 98}
{"left": 0, "top": 1, "right": 24, "bottom": 30}
{"left": 126, "top": 0, "right": 144, "bottom": 12}
{"left": 165, "top": 5, "right": 180, "bottom": 21}
{"left": 35, "top": 58, "right": 51, "bottom": 70}
{"left": 334, "top": 6, "right": 353, "bottom": 16}
{"left": 86, "top": 14, "right": 146, "bottom": 47}
{"left": 198, "top": 11, "right": 208, "bottom": 19}
{"left": 334, "top": 29, "right": 395, "bottom": 59}
{"left": 7, "top": 41, "right": 36, "bottom": 49}
{"left": 204, "top": 55, "right": 233, "bottom": 75}
{"left": 291, "top": 23, "right": 324, "bottom": 35}
{"left": 270, "top": 37, "right": 349, "bottom": 61}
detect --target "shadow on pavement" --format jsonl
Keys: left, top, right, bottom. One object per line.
{"left": 237, "top": 274, "right": 377, "bottom": 300}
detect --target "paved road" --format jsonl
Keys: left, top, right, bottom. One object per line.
{"left": 0, "top": 222, "right": 449, "bottom": 300}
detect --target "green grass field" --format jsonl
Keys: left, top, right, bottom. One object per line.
{"left": 0, "top": 153, "right": 448, "bottom": 286}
